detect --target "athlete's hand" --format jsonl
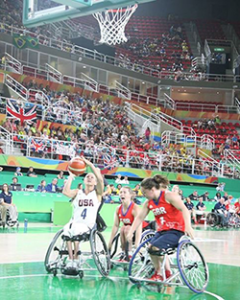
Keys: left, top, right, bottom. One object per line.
{"left": 185, "top": 225, "right": 194, "bottom": 240}
{"left": 67, "top": 169, "right": 75, "bottom": 179}
{"left": 79, "top": 155, "right": 90, "bottom": 166}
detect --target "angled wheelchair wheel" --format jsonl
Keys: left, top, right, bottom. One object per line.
{"left": 110, "top": 233, "right": 120, "bottom": 259}
{"left": 90, "top": 229, "right": 110, "bottom": 277}
{"left": 45, "top": 229, "right": 66, "bottom": 273}
{"left": 129, "top": 238, "right": 154, "bottom": 284}
{"left": 206, "top": 212, "right": 220, "bottom": 227}
{"left": 140, "top": 229, "right": 155, "bottom": 244}
{"left": 177, "top": 241, "right": 209, "bottom": 293}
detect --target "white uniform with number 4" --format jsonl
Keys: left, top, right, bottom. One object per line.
{"left": 63, "top": 189, "right": 100, "bottom": 237}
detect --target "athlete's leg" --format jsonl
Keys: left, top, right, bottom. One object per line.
{"left": 73, "top": 241, "right": 80, "bottom": 260}
{"left": 67, "top": 241, "right": 73, "bottom": 260}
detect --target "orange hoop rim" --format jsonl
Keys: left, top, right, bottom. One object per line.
{"left": 106, "top": 3, "right": 138, "bottom": 13}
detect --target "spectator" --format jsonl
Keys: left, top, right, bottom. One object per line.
{"left": 214, "top": 198, "right": 230, "bottom": 227}
{"left": 184, "top": 197, "right": 197, "bottom": 224}
{"left": 196, "top": 197, "right": 206, "bottom": 221}
{"left": 188, "top": 191, "right": 198, "bottom": 201}
{"left": 10, "top": 177, "right": 21, "bottom": 191}
{"left": 57, "top": 171, "right": 65, "bottom": 180}
{"left": 15, "top": 167, "right": 23, "bottom": 176}
{"left": 200, "top": 192, "right": 211, "bottom": 202}
{"left": 214, "top": 192, "right": 222, "bottom": 202}
{"left": 27, "top": 167, "right": 37, "bottom": 177}
{"left": 216, "top": 183, "right": 225, "bottom": 192}
{"left": 234, "top": 198, "right": 240, "bottom": 215}
{"left": 36, "top": 180, "right": 47, "bottom": 192}
{"left": 115, "top": 174, "right": 123, "bottom": 184}
{"left": 115, "top": 184, "right": 122, "bottom": 195}
{"left": 0, "top": 183, "right": 18, "bottom": 228}
{"left": 0, "top": 167, "right": 3, "bottom": 172}
{"left": 133, "top": 184, "right": 143, "bottom": 197}
{"left": 46, "top": 178, "right": 59, "bottom": 193}
{"left": 121, "top": 176, "right": 129, "bottom": 184}
{"left": 145, "top": 127, "right": 151, "bottom": 141}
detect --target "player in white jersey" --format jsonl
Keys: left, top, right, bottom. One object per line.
{"left": 62, "top": 156, "right": 104, "bottom": 269}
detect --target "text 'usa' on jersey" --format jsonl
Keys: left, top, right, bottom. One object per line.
{"left": 148, "top": 191, "right": 185, "bottom": 232}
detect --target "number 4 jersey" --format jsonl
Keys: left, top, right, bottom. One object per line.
{"left": 148, "top": 190, "right": 185, "bottom": 232}
{"left": 72, "top": 189, "right": 100, "bottom": 229}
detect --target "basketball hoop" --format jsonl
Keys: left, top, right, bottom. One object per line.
{"left": 93, "top": 4, "right": 138, "bottom": 46}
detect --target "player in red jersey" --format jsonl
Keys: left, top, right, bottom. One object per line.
{"left": 108, "top": 186, "right": 142, "bottom": 260}
{"left": 127, "top": 175, "right": 194, "bottom": 281}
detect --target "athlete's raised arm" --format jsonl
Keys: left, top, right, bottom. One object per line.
{"left": 80, "top": 156, "right": 104, "bottom": 197}
{"left": 62, "top": 171, "right": 78, "bottom": 199}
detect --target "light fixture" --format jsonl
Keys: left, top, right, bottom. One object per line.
{"left": 82, "top": 66, "right": 86, "bottom": 68}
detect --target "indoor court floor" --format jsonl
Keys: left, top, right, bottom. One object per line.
{"left": 0, "top": 223, "right": 239, "bottom": 300}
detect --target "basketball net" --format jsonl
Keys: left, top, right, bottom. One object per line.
{"left": 93, "top": 4, "right": 138, "bottom": 46}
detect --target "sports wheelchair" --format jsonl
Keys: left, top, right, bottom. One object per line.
{"left": 206, "top": 210, "right": 240, "bottom": 228}
{"left": 128, "top": 235, "right": 209, "bottom": 294}
{"left": 0, "top": 207, "right": 19, "bottom": 229}
{"left": 44, "top": 225, "right": 110, "bottom": 278}
{"left": 110, "top": 221, "right": 156, "bottom": 271}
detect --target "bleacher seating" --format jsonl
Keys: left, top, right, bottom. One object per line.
{"left": 195, "top": 20, "right": 226, "bottom": 42}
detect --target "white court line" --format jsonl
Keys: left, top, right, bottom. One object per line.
{"left": 0, "top": 273, "right": 225, "bottom": 300}
{"left": 194, "top": 238, "right": 226, "bottom": 242}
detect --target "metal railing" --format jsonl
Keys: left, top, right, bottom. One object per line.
{"left": 175, "top": 102, "right": 238, "bottom": 113}
{"left": 0, "top": 22, "right": 238, "bottom": 83}
{"left": 3, "top": 132, "right": 238, "bottom": 178}
{"left": 45, "top": 63, "right": 62, "bottom": 83}
{"left": 115, "top": 81, "right": 131, "bottom": 100}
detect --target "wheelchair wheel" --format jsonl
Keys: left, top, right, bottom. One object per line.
{"left": 45, "top": 229, "right": 66, "bottom": 273}
{"left": 110, "top": 233, "right": 120, "bottom": 259}
{"left": 206, "top": 212, "right": 220, "bottom": 226}
{"left": 140, "top": 229, "right": 155, "bottom": 244}
{"left": 129, "top": 238, "right": 154, "bottom": 284}
{"left": 90, "top": 229, "right": 110, "bottom": 277}
{"left": 177, "top": 241, "right": 209, "bottom": 293}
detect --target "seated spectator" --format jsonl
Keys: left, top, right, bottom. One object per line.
{"left": 188, "top": 191, "right": 198, "bottom": 201}
{"left": 109, "top": 184, "right": 117, "bottom": 195}
{"left": 10, "top": 177, "right": 22, "bottom": 191}
{"left": 0, "top": 183, "right": 18, "bottom": 227}
{"left": 27, "top": 167, "right": 37, "bottom": 177}
{"left": 46, "top": 178, "right": 59, "bottom": 193}
{"left": 121, "top": 176, "right": 129, "bottom": 184}
{"left": 216, "top": 183, "right": 225, "bottom": 192}
{"left": 184, "top": 197, "right": 197, "bottom": 224}
{"left": 133, "top": 184, "right": 143, "bottom": 197}
{"left": 200, "top": 192, "right": 211, "bottom": 202}
{"left": 214, "top": 192, "right": 222, "bottom": 202}
{"left": 214, "top": 198, "right": 230, "bottom": 227}
{"left": 36, "top": 180, "right": 47, "bottom": 193}
{"left": 196, "top": 197, "right": 206, "bottom": 210}
{"left": 222, "top": 192, "right": 229, "bottom": 201}
{"left": 15, "top": 167, "right": 23, "bottom": 176}
{"left": 115, "top": 174, "right": 129, "bottom": 184}
{"left": 115, "top": 184, "right": 122, "bottom": 195}
{"left": 57, "top": 171, "right": 65, "bottom": 180}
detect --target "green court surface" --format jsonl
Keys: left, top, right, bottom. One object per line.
{"left": 0, "top": 261, "right": 238, "bottom": 300}
{"left": 0, "top": 225, "right": 239, "bottom": 300}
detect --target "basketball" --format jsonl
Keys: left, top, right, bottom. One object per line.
{"left": 68, "top": 158, "right": 86, "bottom": 176}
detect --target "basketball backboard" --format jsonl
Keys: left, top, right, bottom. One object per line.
{"left": 23, "top": 0, "right": 155, "bottom": 28}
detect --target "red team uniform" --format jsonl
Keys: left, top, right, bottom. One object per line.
{"left": 118, "top": 202, "right": 135, "bottom": 226}
{"left": 147, "top": 191, "right": 185, "bottom": 250}
{"left": 148, "top": 191, "right": 185, "bottom": 232}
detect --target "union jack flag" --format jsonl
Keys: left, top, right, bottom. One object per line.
{"left": 30, "top": 138, "right": 46, "bottom": 153}
{"left": 7, "top": 100, "right": 37, "bottom": 125}
{"left": 103, "top": 154, "right": 118, "bottom": 170}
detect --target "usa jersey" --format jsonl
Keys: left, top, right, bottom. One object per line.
{"left": 148, "top": 191, "right": 185, "bottom": 232}
{"left": 72, "top": 189, "right": 100, "bottom": 229}
{"left": 118, "top": 202, "right": 135, "bottom": 226}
